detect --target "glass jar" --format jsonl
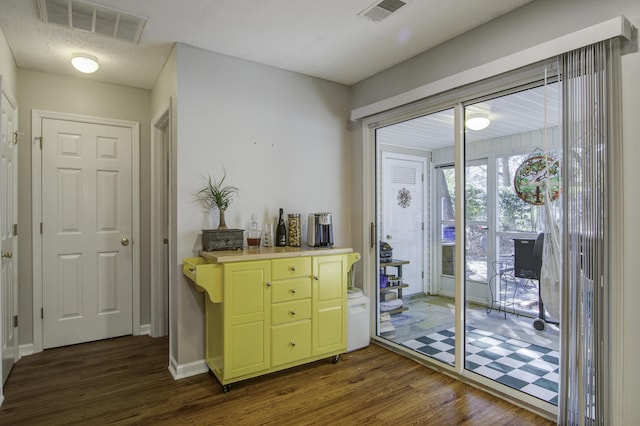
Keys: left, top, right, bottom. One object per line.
{"left": 287, "top": 213, "right": 301, "bottom": 247}
{"left": 246, "top": 213, "right": 261, "bottom": 248}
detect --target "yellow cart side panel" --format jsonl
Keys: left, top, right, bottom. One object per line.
{"left": 205, "top": 297, "right": 224, "bottom": 379}
{"left": 183, "top": 257, "right": 223, "bottom": 303}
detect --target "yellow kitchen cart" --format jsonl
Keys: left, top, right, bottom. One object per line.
{"left": 183, "top": 247, "right": 360, "bottom": 392}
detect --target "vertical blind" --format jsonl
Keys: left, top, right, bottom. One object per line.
{"left": 560, "top": 38, "right": 621, "bottom": 425}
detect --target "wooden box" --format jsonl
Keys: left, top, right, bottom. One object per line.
{"left": 202, "top": 229, "right": 244, "bottom": 251}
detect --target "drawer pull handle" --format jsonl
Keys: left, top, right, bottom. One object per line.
{"left": 290, "top": 266, "right": 297, "bottom": 272}
{"left": 266, "top": 282, "right": 272, "bottom": 287}
{"left": 290, "top": 310, "right": 296, "bottom": 316}
{"left": 314, "top": 276, "right": 319, "bottom": 281}
{"left": 290, "top": 288, "right": 296, "bottom": 294}
{"left": 290, "top": 341, "right": 296, "bottom": 347}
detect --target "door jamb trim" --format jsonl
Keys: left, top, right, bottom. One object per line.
{"left": 150, "top": 105, "right": 171, "bottom": 338}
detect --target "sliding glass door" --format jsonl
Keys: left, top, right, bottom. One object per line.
{"left": 463, "top": 81, "right": 562, "bottom": 405}
{"left": 375, "top": 108, "right": 456, "bottom": 358}
{"left": 370, "top": 61, "right": 562, "bottom": 413}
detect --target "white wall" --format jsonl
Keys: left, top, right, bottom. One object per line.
{"left": 150, "top": 45, "right": 178, "bottom": 364}
{"left": 172, "top": 43, "right": 351, "bottom": 366}
{"left": 350, "top": 0, "right": 640, "bottom": 422}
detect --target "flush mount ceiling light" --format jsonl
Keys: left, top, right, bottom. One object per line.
{"left": 465, "top": 113, "right": 491, "bottom": 131}
{"left": 71, "top": 54, "right": 99, "bottom": 73}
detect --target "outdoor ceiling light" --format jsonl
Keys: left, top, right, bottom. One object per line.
{"left": 71, "top": 54, "right": 99, "bottom": 73}
{"left": 465, "top": 113, "right": 491, "bottom": 131}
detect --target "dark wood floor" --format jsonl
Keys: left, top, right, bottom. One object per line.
{"left": 0, "top": 335, "right": 554, "bottom": 425}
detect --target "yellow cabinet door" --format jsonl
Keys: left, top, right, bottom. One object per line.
{"left": 223, "top": 260, "right": 271, "bottom": 379}
{"left": 312, "top": 255, "right": 347, "bottom": 356}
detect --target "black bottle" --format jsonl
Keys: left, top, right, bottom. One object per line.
{"left": 276, "top": 208, "right": 287, "bottom": 247}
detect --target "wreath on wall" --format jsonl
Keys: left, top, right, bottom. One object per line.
{"left": 513, "top": 155, "right": 561, "bottom": 205}
{"left": 397, "top": 187, "right": 412, "bottom": 208}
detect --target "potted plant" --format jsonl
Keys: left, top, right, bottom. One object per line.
{"left": 197, "top": 170, "right": 238, "bottom": 230}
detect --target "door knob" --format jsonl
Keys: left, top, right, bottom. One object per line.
{"left": 1, "top": 251, "right": 13, "bottom": 258}
{"left": 386, "top": 235, "right": 392, "bottom": 240}
{"left": 121, "top": 238, "right": 130, "bottom": 246}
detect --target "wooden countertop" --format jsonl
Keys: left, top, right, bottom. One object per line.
{"left": 199, "top": 246, "right": 353, "bottom": 263}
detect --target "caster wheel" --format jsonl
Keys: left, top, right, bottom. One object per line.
{"left": 331, "top": 355, "right": 340, "bottom": 364}
{"left": 222, "top": 384, "right": 231, "bottom": 393}
{"left": 533, "top": 318, "right": 547, "bottom": 332}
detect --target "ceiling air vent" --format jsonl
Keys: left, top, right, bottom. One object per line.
{"left": 37, "top": 0, "right": 146, "bottom": 44}
{"left": 358, "top": 0, "right": 407, "bottom": 22}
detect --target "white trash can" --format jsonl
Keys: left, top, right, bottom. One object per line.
{"left": 347, "top": 293, "right": 370, "bottom": 352}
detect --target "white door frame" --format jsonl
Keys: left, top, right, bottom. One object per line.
{"left": 150, "top": 105, "right": 171, "bottom": 337}
{"left": 31, "top": 109, "right": 140, "bottom": 353}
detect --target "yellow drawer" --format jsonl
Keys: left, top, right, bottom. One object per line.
{"left": 271, "top": 257, "right": 311, "bottom": 280}
{"left": 272, "top": 299, "right": 311, "bottom": 325}
{"left": 271, "top": 277, "right": 312, "bottom": 303}
{"left": 271, "top": 320, "right": 311, "bottom": 366}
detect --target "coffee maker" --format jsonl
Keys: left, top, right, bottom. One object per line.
{"left": 307, "top": 213, "right": 334, "bottom": 247}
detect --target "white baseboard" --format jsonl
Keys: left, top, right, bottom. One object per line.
{"left": 19, "top": 343, "right": 34, "bottom": 357}
{"left": 139, "top": 324, "right": 151, "bottom": 336}
{"left": 169, "top": 355, "right": 208, "bottom": 380}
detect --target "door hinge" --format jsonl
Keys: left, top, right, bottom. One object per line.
{"left": 163, "top": 238, "right": 169, "bottom": 244}
{"left": 40, "top": 222, "right": 43, "bottom": 234}
{"left": 13, "top": 315, "right": 18, "bottom": 328}
{"left": 422, "top": 271, "right": 424, "bottom": 279}
{"left": 35, "top": 136, "right": 43, "bottom": 149}
{"left": 41, "top": 307, "right": 44, "bottom": 319}
{"left": 13, "top": 223, "right": 17, "bottom": 236}
{"left": 422, "top": 222, "right": 424, "bottom": 230}
{"left": 370, "top": 223, "right": 375, "bottom": 248}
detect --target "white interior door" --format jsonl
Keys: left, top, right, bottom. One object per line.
{"left": 1, "top": 89, "right": 18, "bottom": 383}
{"left": 41, "top": 118, "right": 133, "bottom": 349}
{"left": 381, "top": 153, "right": 427, "bottom": 296}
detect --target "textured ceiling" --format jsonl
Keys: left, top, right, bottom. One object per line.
{"left": 0, "top": 0, "right": 532, "bottom": 89}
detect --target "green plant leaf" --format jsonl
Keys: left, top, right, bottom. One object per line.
{"left": 197, "top": 169, "right": 239, "bottom": 211}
